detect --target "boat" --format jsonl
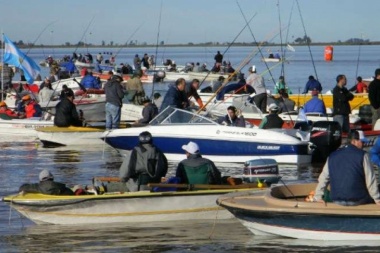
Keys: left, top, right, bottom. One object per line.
{"left": 2, "top": 182, "right": 266, "bottom": 225}
{"left": 261, "top": 57, "right": 281, "bottom": 63}
{"left": 36, "top": 126, "right": 106, "bottom": 147}
{"left": 0, "top": 116, "right": 53, "bottom": 141}
{"left": 92, "top": 71, "right": 154, "bottom": 84}
{"left": 102, "top": 106, "right": 313, "bottom": 165}
{"left": 217, "top": 182, "right": 380, "bottom": 240}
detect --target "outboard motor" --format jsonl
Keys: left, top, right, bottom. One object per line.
{"left": 154, "top": 70, "right": 165, "bottom": 82}
{"left": 310, "top": 121, "right": 342, "bottom": 163}
{"left": 242, "top": 159, "right": 281, "bottom": 186}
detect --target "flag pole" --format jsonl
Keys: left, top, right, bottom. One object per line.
{"left": 1, "top": 32, "right": 4, "bottom": 98}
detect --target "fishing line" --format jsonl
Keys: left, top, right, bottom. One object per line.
{"left": 73, "top": 15, "right": 96, "bottom": 54}
{"left": 114, "top": 22, "right": 145, "bottom": 58}
{"left": 276, "top": 0, "right": 285, "bottom": 77}
{"left": 354, "top": 33, "right": 363, "bottom": 83}
{"left": 151, "top": 0, "right": 164, "bottom": 98}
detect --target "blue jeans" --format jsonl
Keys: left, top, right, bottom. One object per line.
{"left": 333, "top": 115, "right": 350, "bottom": 133}
{"left": 105, "top": 102, "right": 121, "bottom": 130}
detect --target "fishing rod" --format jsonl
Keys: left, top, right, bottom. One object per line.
{"left": 354, "top": 33, "right": 364, "bottom": 85}
{"left": 236, "top": 1, "right": 276, "bottom": 87}
{"left": 73, "top": 15, "right": 96, "bottom": 55}
{"left": 197, "top": 12, "right": 258, "bottom": 88}
{"left": 151, "top": 0, "right": 164, "bottom": 99}
{"left": 114, "top": 22, "right": 145, "bottom": 59}
{"left": 282, "top": 0, "right": 295, "bottom": 74}
{"left": 276, "top": 0, "right": 285, "bottom": 77}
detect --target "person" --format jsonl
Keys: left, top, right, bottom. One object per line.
{"left": 160, "top": 78, "right": 189, "bottom": 111}
{"left": 303, "top": 75, "right": 322, "bottom": 94}
{"left": 141, "top": 53, "right": 150, "bottom": 69}
{"left": 225, "top": 61, "right": 235, "bottom": 74}
{"left": 214, "top": 51, "right": 223, "bottom": 64}
{"left": 148, "top": 55, "right": 155, "bottom": 69}
{"left": 135, "top": 97, "right": 158, "bottom": 125}
{"left": 219, "top": 106, "right": 246, "bottom": 127}
{"left": 212, "top": 76, "right": 225, "bottom": 92}
{"left": 369, "top": 136, "right": 380, "bottom": 167}
{"left": 332, "top": 74, "right": 353, "bottom": 133}
{"left": 246, "top": 65, "right": 267, "bottom": 113}
{"left": 259, "top": 103, "right": 284, "bottom": 129}
{"left": 274, "top": 76, "right": 292, "bottom": 94}
{"left": 38, "top": 82, "right": 54, "bottom": 103}
{"left": 105, "top": 73, "right": 125, "bottom": 130}
{"left": 352, "top": 76, "right": 368, "bottom": 93}
{"left": 96, "top": 52, "right": 103, "bottom": 64}
{"left": 303, "top": 90, "right": 326, "bottom": 114}
{"left": 119, "top": 131, "right": 168, "bottom": 192}
{"left": 59, "top": 84, "right": 75, "bottom": 99}
{"left": 39, "top": 76, "right": 52, "bottom": 90}
{"left": 277, "top": 90, "right": 295, "bottom": 113}
{"left": 368, "top": 68, "right": 380, "bottom": 128}
{"left": 18, "top": 169, "right": 74, "bottom": 195}
{"left": 176, "top": 141, "right": 221, "bottom": 185}
{"left": 313, "top": 130, "right": 380, "bottom": 206}
{"left": 0, "top": 101, "right": 18, "bottom": 118}
{"left": 125, "top": 70, "right": 145, "bottom": 105}
{"left": 80, "top": 70, "right": 101, "bottom": 89}
{"left": 185, "top": 79, "right": 204, "bottom": 109}
{"left": 1, "top": 63, "right": 14, "bottom": 90}
{"left": 193, "top": 62, "right": 201, "bottom": 72}
{"left": 54, "top": 92, "right": 83, "bottom": 127}
{"left": 17, "top": 94, "right": 42, "bottom": 119}
{"left": 133, "top": 54, "right": 141, "bottom": 71}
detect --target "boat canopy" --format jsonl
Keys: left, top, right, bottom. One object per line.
{"left": 150, "top": 107, "right": 218, "bottom": 126}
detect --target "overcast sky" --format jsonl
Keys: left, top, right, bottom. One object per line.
{"left": 1, "top": 0, "right": 377, "bottom": 45}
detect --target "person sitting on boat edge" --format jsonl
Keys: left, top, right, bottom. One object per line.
{"left": 303, "top": 75, "right": 322, "bottom": 94}
{"left": 134, "top": 96, "right": 158, "bottom": 126}
{"left": 313, "top": 130, "right": 380, "bottom": 206}
{"left": 0, "top": 101, "right": 19, "bottom": 119}
{"left": 302, "top": 90, "right": 326, "bottom": 114}
{"left": 176, "top": 141, "right": 222, "bottom": 185}
{"left": 276, "top": 89, "right": 295, "bottom": 113}
{"left": 54, "top": 92, "right": 83, "bottom": 127}
{"left": 218, "top": 105, "right": 246, "bottom": 127}
{"left": 119, "top": 131, "right": 168, "bottom": 192}
{"left": 258, "top": 103, "right": 284, "bottom": 129}
{"left": 19, "top": 169, "right": 74, "bottom": 195}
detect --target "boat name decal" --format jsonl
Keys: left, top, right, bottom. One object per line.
{"left": 257, "top": 145, "right": 280, "bottom": 150}
{"left": 219, "top": 130, "right": 257, "bottom": 136}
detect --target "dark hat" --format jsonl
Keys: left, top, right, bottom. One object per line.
{"left": 139, "top": 131, "right": 152, "bottom": 144}
{"left": 141, "top": 96, "right": 151, "bottom": 104}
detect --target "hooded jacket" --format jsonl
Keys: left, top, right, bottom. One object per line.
{"left": 105, "top": 76, "right": 125, "bottom": 107}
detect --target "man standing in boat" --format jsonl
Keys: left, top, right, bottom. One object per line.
{"left": 246, "top": 65, "right": 267, "bottom": 113}
{"left": 368, "top": 68, "right": 380, "bottom": 129}
{"left": 214, "top": 51, "right": 223, "bottom": 65}
{"left": 332, "top": 74, "right": 353, "bottom": 133}
{"left": 104, "top": 73, "right": 125, "bottom": 130}
{"left": 313, "top": 130, "right": 380, "bottom": 206}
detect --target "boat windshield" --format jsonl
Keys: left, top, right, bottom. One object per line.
{"left": 149, "top": 107, "right": 217, "bottom": 125}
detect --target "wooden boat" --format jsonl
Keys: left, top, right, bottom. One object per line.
{"left": 217, "top": 182, "right": 380, "bottom": 240}
{"left": 36, "top": 126, "right": 106, "bottom": 147}
{"left": 2, "top": 182, "right": 266, "bottom": 225}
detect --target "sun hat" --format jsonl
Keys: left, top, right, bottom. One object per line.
{"left": 182, "top": 141, "right": 200, "bottom": 155}
{"left": 39, "top": 169, "right": 54, "bottom": 182}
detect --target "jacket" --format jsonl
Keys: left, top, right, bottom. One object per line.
{"left": 303, "top": 97, "right": 326, "bottom": 114}
{"left": 368, "top": 79, "right": 380, "bottom": 109}
{"left": 19, "top": 180, "right": 74, "bottom": 195}
{"left": 259, "top": 113, "right": 284, "bottom": 129}
{"left": 160, "top": 84, "right": 189, "bottom": 111}
{"left": 138, "top": 103, "right": 158, "bottom": 124}
{"left": 54, "top": 98, "right": 81, "bottom": 127}
{"left": 332, "top": 85, "right": 354, "bottom": 115}
{"left": 105, "top": 76, "right": 125, "bottom": 107}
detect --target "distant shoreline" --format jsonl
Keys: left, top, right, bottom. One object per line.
{"left": 16, "top": 41, "right": 380, "bottom": 49}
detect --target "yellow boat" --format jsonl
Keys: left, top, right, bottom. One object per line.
{"left": 289, "top": 93, "right": 369, "bottom": 110}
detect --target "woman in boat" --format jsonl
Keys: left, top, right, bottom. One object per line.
{"left": 176, "top": 141, "right": 221, "bottom": 185}
{"left": 19, "top": 169, "right": 74, "bottom": 195}
{"left": 119, "top": 131, "right": 168, "bottom": 192}
{"left": 313, "top": 130, "right": 380, "bottom": 206}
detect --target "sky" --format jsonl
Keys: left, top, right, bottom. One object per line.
{"left": 0, "top": 0, "right": 378, "bottom": 46}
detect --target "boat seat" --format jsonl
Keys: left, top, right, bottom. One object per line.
{"left": 184, "top": 164, "right": 210, "bottom": 184}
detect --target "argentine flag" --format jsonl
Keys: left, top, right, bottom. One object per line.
{"left": 3, "top": 34, "right": 41, "bottom": 84}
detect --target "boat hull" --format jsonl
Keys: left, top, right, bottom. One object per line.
{"left": 3, "top": 189, "right": 263, "bottom": 225}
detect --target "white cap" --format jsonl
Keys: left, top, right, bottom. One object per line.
{"left": 357, "top": 130, "right": 369, "bottom": 143}
{"left": 39, "top": 169, "right": 54, "bottom": 181}
{"left": 268, "top": 103, "right": 279, "bottom": 112}
{"left": 251, "top": 65, "right": 256, "bottom": 72}
{"left": 182, "top": 141, "right": 200, "bottom": 155}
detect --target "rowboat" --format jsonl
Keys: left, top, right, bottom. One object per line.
{"left": 36, "top": 126, "right": 105, "bottom": 147}
{"left": 217, "top": 182, "right": 380, "bottom": 240}
{"left": 102, "top": 106, "right": 313, "bottom": 165}
{"left": 0, "top": 116, "right": 53, "bottom": 141}
{"left": 2, "top": 183, "right": 266, "bottom": 225}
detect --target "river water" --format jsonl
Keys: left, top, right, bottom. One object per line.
{"left": 1, "top": 46, "right": 380, "bottom": 252}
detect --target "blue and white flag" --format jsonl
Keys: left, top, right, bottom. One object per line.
{"left": 3, "top": 34, "right": 41, "bottom": 84}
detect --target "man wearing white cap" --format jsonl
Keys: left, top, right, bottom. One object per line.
{"left": 18, "top": 169, "right": 74, "bottom": 195}
{"left": 314, "top": 130, "right": 380, "bottom": 206}
{"left": 246, "top": 65, "right": 267, "bottom": 113}
{"left": 175, "top": 141, "right": 221, "bottom": 185}
{"left": 258, "top": 103, "right": 284, "bottom": 129}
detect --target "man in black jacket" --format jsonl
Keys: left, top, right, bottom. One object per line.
{"left": 332, "top": 74, "right": 354, "bottom": 133}
{"left": 368, "top": 68, "right": 380, "bottom": 129}
{"left": 105, "top": 73, "right": 125, "bottom": 130}
{"left": 19, "top": 169, "right": 74, "bottom": 195}
{"left": 54, "top": 93, "right": 83, "bottom": 127}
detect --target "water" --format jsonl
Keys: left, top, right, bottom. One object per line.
{"left": 0, "top": 142, "right": 378, "bottom": 252}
